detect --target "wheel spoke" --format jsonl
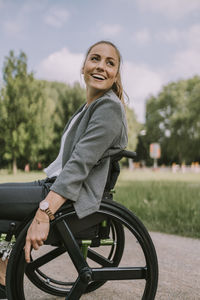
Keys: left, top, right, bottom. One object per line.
{"left": 66, "top": 276, "right": 88, "bottom": 300}
{"left": 92, "top": 267, "right": 147, "bottom": 281}
{"left": 26, "top": 246, "right": 66, "bottom": 273}
{"left": 87, "top": 248, "right": 114, "bottom": 267}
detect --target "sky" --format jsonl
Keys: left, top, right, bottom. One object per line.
{"left": 0, "top": 0, "right": 200, "bottom": 122}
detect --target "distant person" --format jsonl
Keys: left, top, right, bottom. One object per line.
{"left": 0, "top": 40, "right": 128, "bottom": 298}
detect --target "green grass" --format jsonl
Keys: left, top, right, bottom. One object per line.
{"left": 0, "top": 170, "right": 45, "bottom": 183}
{"left": 0, "top": 168, "right": 200, "bottom": 238}
{"left": 115, "top": 169, "right": 200, "bottom": 238}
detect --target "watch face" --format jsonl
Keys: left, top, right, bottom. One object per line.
{"left": 40, "top": 201, "right": 49, "bottom": 210}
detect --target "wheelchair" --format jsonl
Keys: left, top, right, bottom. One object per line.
{"left": 1, "top": 150, "right": 158, "bottom": 299}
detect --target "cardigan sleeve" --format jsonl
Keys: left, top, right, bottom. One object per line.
{"left": 50, "top": 97, "right": 127, "bottom": 201}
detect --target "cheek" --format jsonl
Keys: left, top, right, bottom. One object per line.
{"left": 83, "top": 60, "right": 93, "bottom": 72}
{"left": 111, "top": 71, "right": 118, "bottom": 83}
{"left": 82, "top": 65, "right": 90, "bottom": 79}
{"left": 110, "top": 67, "right": 118, "bottom": 78}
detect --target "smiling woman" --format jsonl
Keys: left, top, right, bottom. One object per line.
{"left": 0, "top": 40, "right": 128, "bottom": 299}
{"left": 82, "top": 43, "right": 119, "bottom": 101}
{"left": 82, "top": 41, "right": 125, "bottom": 105}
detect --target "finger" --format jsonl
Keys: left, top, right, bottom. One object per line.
{"left": 32, "top": 243, "right": 40, "bottom": 250}
{"left": 32, "top": 237, "right": 44, "bottom": 249}
{"left": 37, "top": 240, "right": 44, "bottom": 247}
{"left": 31, "top": 240, "right": 41, "bottom": 250}
{"left": 24, "top": 240, "right": 31, "bottom": 263}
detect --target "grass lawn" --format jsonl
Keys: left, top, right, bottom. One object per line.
{"left": 0, "top": 170, "right": 45, "bottom": 183}
{"left": 0, "top": 168, "right": 199, "bottom": 238}
{"left": 114, "top": 169, "right": 200, "bottom": 239}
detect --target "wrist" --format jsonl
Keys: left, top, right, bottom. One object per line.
{"left": 36, "top": 209, "right": 49, "bottom": 221}
{"left": 35, "top": 209, "right": 50, "bottom": 224}
{"left": 46, "top": 191, "right": 67, "bottom": 212}
{"left": 35, "top": 217, "right": 50, "bottom": 224}
{"left": 39, "top": 200, "right": 55, "bottom": 221}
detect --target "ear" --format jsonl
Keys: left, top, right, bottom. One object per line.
{"left": 81, "top": 67, "right": 84, "bottom": 74}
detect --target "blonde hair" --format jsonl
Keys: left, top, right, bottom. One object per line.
{"left": 83, "top": 40, "right": 125, "bottom": 106}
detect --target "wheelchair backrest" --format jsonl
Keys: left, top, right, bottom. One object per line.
{"left": 104, "top": 150, "right": 136, "bottom": 193}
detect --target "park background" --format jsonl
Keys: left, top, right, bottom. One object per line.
{"left": 0, "top": 0, "right": 200, "bottom": 240}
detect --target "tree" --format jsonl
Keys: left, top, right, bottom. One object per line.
{"left": 0, "top": 51, "right": 53, "bottom": 173}
{"left": 145, "top": 76, "right": 200, "bottom": 165}
{"left": 40, "top": 81, "right": 86, "bottom": 163}
{"left": 125, "top": 106, "right": 140, "bottom": 168}
{"left": 126, "top": 106, "right": 140, "bottom": 151}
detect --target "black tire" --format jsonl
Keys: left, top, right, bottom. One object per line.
{"left": 6, "top": 200, "right": 158, "bottom": 300}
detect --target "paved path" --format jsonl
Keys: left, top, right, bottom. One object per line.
{"left": 81, "top": 232, "right": 200, "bottom": 300}
{"left": 25, "top": 232, "right": 200, "bottom": 300}
{"left": 150, "top": 232, "right": 200, "bottom": 300}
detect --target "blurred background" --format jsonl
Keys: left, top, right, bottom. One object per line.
{"left": 0, "top": 0, "right": 200, "bottom": 173}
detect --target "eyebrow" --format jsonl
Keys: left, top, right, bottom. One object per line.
{"left": 90, "top": 53, "right": 117, "bottom": 61}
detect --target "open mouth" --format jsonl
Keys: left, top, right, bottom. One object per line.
{"left": 91, "top": 74, "right": 106, "bottom": 80}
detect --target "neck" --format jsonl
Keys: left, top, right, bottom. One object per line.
{"left": 86, "top": 88, "right": 110, "bottom": 106}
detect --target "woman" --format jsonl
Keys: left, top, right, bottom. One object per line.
{"left": 0, "top": 40, "right": 128, "bottom": 298}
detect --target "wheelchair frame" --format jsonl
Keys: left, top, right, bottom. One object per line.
{"left": 3, "top": 150, "right": 159, "bottom": 299}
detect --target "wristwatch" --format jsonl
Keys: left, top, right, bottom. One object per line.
{"left": 39, "top": 201, "right": 55, "bottom": 221}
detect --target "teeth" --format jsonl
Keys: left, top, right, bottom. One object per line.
{"left": 92, "top": 74, "right": 105, "bottom": 80}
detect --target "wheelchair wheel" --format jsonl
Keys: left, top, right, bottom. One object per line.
{"left": 6, "top": 200, "right": 158, "bottom": 300}
{"left": 27, "top": 214, "right": 125, "bottom": 296}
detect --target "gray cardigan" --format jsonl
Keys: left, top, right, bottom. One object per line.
{"left": 50, "top": 89, "right": 128, "bottom": 218}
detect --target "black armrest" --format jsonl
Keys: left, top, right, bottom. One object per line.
{"left": 110, "top": 150, "right": 137, "bottom": 162}
{"left": 120, "top": 150, "right": 137, "bottom": 159}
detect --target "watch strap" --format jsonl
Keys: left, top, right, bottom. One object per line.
{"left": 44, "top": 208, "right": 55, "bottom": 221}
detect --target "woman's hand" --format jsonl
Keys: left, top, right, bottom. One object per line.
{"left": 24, "top": 210, "right": 50, "bottom": 263}
{"left": 24, "top": 191, "right": 67, "bottom": 263}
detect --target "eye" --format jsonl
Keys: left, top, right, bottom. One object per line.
{"left": 91, "top": 56, "right": 99, "bottom": 61}
{"left": 107, "top": 60, "right": 115, "bottom": 66}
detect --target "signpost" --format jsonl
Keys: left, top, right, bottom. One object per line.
{"left": 150, "top": 143, "right": 161, "bottom": 168}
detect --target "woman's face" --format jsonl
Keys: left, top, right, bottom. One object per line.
{"left": 83, "top": 43, "right": 119, "bottom": 94}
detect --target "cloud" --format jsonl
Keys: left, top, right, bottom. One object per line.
{"left": 2, "top": 1, "right": 46, "bottom": 37}
{"left": 21, "top": 1, "right": 46, "bottom": 14}
{"left": 44, "top": 7, "right": 69, "bottom": 28}
{"left": 36, "top": 47, "right": 164, "bottom": 123}
{"left": 137, "top": 0, "right": 200, "bottom": 19}
{"left": 160, "top": 24, "right": 200, "bottom": 80}
{"left": 100, "top": 24, "right": 122, "bottom": 37}
{"left": 3, "top": 20, "right": 22, "bottom": 36}
{"left": 36, "top": 37, "right": 200, "bottom": 123}
{"left": 156, "top": 24, "right": 200, "bottom": 46}
{"left": 132, "top": 29, "right": 151, "bottom": 45}
{"left": 187, "top": 24, "right": 200, "bottom": 49}
{"left": 36, "top": 48, "right": 84, "bottom": 84}
{"left": 126, "top": 23, "right": 200, "bottom": 121}
{"left": 171, "top": 49, "right": 200, "bottom": 79}
{"left": 156, "top": 29, "right": 182, "bottom": 44}
{"left": 122, "top": 61, "right": 163, "bottom": 122}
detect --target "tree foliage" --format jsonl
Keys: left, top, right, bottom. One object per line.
{"left": 145, "top": 76, "right": 200, "bottom": 164}
{"left": 41, "top": 81, "right": 86, "bottom": 163}
{"left": 0, "top": 51, "right": 53, "bottom": 172}
{"left": 126, "top": 106, "right": 140, "bottom": 151}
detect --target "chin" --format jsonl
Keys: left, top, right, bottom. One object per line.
{"left": 92, "top": 83, "right": 110, "bottom": 91}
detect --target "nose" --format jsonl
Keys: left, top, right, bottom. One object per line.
{"left": 96, "top": 59, "right": 106, "bottom": 71}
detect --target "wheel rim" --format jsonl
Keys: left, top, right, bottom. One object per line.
{"left": 6, "top": 201, "right": 158, "bottom": 300}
